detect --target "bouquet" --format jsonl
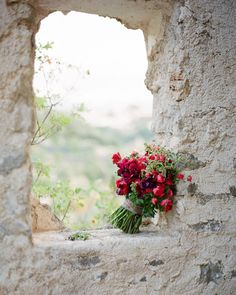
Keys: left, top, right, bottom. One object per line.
{"left": 110, "top": 143, "right": 192, "bottom": 234}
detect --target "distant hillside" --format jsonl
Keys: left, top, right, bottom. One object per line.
{"left": 31, "top": 114, "right": 153, "bottom": 228}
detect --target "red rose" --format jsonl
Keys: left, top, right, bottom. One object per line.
{"left": 166, "top": 179, "right": 173, "bottom": 185}
{"left": 137, "top": 157, "right": 147, "bottom": 170}
{"left": 159, "top": 155, "right": 165, "bottom": 163}
{"left": 151, "top": 198, "right": 158, "bottom": 205}
{"left": 167, "top": 189, "right": 173, "bottom": 197}
{"left": 160, "top": 199, "right": 173, "bottom": 212}
{"left": 177, "top": 173, "right": 184, "bottom": 180}
{"left": 166, "top": 174, "right": 173, "bottom": 185}
{"left": 116, "top": 179, "right": 129, "bottom": 195}
{"left": 145, "top": 188, "right": 153, "bottom": 194}
{"left": 157, "top": 174, "right": 165, "bottom": 183}
{"left": 112, "top": 152, "right": 121, "bottom": 164}
{"left": 153, "top": 185, "right": 165, "bottom": 197}
{"left": 149, "top": 155, "right": 155, "bottom": 160}
{"left": 151, "top": 171, "right": 158, "bottom": 179}
{"left": 187, "top": 175, "right": 192, "bottom": 182}
{"left": 155, "top": 155, "right": 160, "bottom": 161}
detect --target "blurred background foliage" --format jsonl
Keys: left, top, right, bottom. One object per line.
{"left": 31, "top": 42, "right": 152, "bottom": 229}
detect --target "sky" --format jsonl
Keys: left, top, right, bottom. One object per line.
{"left": 35, "top": 11, "right": 153, "bottom": 127}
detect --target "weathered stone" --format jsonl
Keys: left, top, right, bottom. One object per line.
{"left": 177, "top": 152, "right": 206, "bottom": 170}
{"left": 94, "top": 271, "right": 108, "bottom": 282}
{"left": 199, "top": 261, "right": 223, "bottom": 284}
{"left": 0, "top": 152, "right": 26, "bottom": 175}
{"left": 31, "top": 196, "right": 64, "bottom": 232}
{"left": 231, "top": 270, "right": 236, "bottom": 278}
{"left": 149, "top": 259, "right": 164, "bottom": 266}
{"left": 0, "top": 0, "right": 236, "bottom": 294}
{"left": 77, "top": 255, "right": 101, "bottom": 268}
{"left": 187, "top": 183, "right": 198, "bottom": 196}
{"left": 229, "top": 186, "right": 236, "bottom": 197}
{"left": 189, "top": 220, "right": 222, "bottom": 232}
{"left": 195, "top": 192, "right": 231, "bottom": 205}
{"left": 140, "top": 276, "right": 147, "bottom": 282}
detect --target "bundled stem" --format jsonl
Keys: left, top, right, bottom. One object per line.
{"left": 110, "top": 206, "right": 142, "bottom": 234}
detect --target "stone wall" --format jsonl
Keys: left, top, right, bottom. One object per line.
{"left": 0, "top": 0, "right": 235, "bottom": 294}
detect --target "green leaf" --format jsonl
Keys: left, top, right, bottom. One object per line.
{"left": 35, "top": 96, "right": 47, "bottom": 110}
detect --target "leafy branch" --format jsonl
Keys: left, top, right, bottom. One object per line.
{"left": 31, "top": 41, "right": 86, "bottom": 223}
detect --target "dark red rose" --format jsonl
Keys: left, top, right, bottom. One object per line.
{"left": 117, "top": 158, "right": 129, "bottom": 177}
{"left": 116, "top": 179, "right": 129, "bottom": 195}
{"left": 140, "top": 175, "right": 157, "bottom": 191}
{"left": 153, "top": 185, "right": 165, "bottom": 197}
{"left": 134, "top": 179, "right": 142, "bottom": 196}
{"left": 160, "top": 199, "right": 173, "bottom": 212}
{"left": 157, "top": 174, "right": 165, "bottom": 183}
{"left": 151, "top": 170, "right": 158, "bottom": 177}
{"left": 149, "top": 155, "right": 155, "bottom": 160}
{"left": 137, "top": 157, "right": 147, "bottom": 170}
{"left": 144, "top": 188, "right": 154, "bottom": 194}
{"left": 117, "top": 158, "right": 129, "bottom": 169}
{"left": 166, "top": 179, "right": 173, "bottom": 185}
{"left": 166, "top": 174, "right": 173, "bottom": 185}
{"left": 177, "top": 173, "right": 184, "bottom": 180}
{"left": 112, "top": 152, "right": 121, "bottom": 164}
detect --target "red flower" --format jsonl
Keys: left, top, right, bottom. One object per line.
{"left": 177, "top": 173, "right": 184, "bottom": 180}
{"left": 159, "top": 155, "right": 166, "bottom": 163}
{"left": 153, "top": 185, "right": 165, "bottom": 197}
{"left": 166, "top": 179, "right": 173, "bottom": 185}
{"left": 160, "top": 199, "right": 173, "bottom": 212}
{"left": 145, "top": 188, "right": 153, "bottom": 194}
{"left": 137, "top": 157, "right": 147, "bottom": 170}
{"left": 187, "top": 175, "right": 192, "bottom": 182}
{"left": 167, "top": 189, "right": 174, "bottom": 197}
{"left": 157, "top": 174, "right": 165, "bottom": 183}
{"left": 112, "top": 152, "right": 121, "bottom": 164}
{"left": 155, "top": 155, "right": 160, "bottom": 161}
{"left": 151, "top": 198, "right": 158, "bottom": 205}
{"left": 149, "top": 155, "right": 155, "bottom": 160}
{"left": 151, "top": 171, "right": 158, "bottom": 179}
{"left": 116, "top": 179, "right": 129, "bottom": 195}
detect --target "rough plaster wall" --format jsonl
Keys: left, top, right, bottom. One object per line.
{"left": 0, "top": 0, "right": 36, "bottom": 247}
{"left": 145, "top": 0, "right": 236, "bottom": 293}
{"left": 146, "top": 0, "right": 236, "bottom": 195}
{"left": 0, "top": 0, "right": 236, "bottom": 294}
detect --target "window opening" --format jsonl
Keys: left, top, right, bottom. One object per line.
{"left": 31, "top": 11, "right": 152, "bottom": 231}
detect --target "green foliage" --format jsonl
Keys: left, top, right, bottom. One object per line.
{"left": 32, "top": 159, "right": 83, "bottom": 222}
{"left": 93, "top": 178, "right": 121, "bottom": 227}
{"left": 32, "top": 42, "right": 85, "bottom": 145}
{"left": 32, "top": 42, "right": 86, "bottom": 223}
{"left": 68, "top": 231, "right": 91, "bottom": 241}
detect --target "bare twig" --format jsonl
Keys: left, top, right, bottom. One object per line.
{"left": 61, "top": 200, "right": 72, "bottom": 222}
